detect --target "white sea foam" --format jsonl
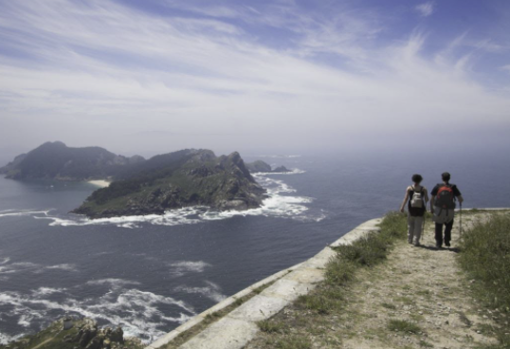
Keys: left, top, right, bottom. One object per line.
{"left": 46, "top": 264, "right": 77, "bottom": 272}
{"left": 32, "top": 287, "right": 67, "bottom": 297}
{"left": 0, "top": 209, "right": 52, "bottom": 218}
{"left": 174, "top": 281, "right": 226, "bottom": 303}
{"left": 0, "top": 260, "right": 78, "bottom": 275}
{"left": 0, "top": 331, "right": 26, "bottom": 345}
{"left": 253, "top": 168, "right": 306, "bottom": 176}
{"left": 86, "top": 278, "right": 141, "bottom": 288}
{"left": 169, "top": 261, "right": 212, "bottom": 276}
{"left": 0, "top": 283, "right": 196, "bottom": 343}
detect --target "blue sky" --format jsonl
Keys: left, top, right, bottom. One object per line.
{"left": 0, "top": 0, "right": 509, "bottom": 158}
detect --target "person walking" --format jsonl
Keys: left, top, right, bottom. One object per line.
{"left": 400, "top": 174, "right": 429, "bottom": 246}
{"left": 430, "top": 172, "right": 464, "bottom": 248}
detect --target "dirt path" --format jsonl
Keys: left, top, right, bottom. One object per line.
{"left": 245, "top": 212, "right": 501, "bottom": 349}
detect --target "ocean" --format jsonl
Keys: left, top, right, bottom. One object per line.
{"left": 0, "top": 150, "right": 508, "bottom": 344}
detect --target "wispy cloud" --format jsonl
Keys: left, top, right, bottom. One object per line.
{"left": 0, "top": 0, "right": 508, "bottom": 154}
{"left": 416, "top": 2, "right": 435, "bottom": 17}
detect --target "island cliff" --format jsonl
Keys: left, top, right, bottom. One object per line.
{"left": 72, "top": 149, "right": 266, "bottom": 218}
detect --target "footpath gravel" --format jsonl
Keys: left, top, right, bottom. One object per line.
{"left": 245, "top": 211, "right": 503, "bottom": 349}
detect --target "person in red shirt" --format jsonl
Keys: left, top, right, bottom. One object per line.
{"left": 430, "top": 172, "right": 464, "bottom": 249}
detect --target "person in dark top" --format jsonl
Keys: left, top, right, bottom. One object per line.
{"left": 430, "top": 172, "right": 463, "bottom": 248}
{"left": 400, "top": 174, "right": 429, "bottom": 246}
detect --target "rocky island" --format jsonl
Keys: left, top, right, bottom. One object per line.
{"left": 0, "top": 142, "right": 267, "bottom": 219}
{"left": 245, "top": 160, "right": 291, "bottom": 173}
{"left": 72, "top": 149, "right": 266, "bottom": 218}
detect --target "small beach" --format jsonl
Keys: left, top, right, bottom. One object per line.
{"left": 87, "top": 180, "right": 110, "bottom": 188}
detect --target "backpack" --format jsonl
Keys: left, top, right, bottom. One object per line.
{"left": 410, "top": 187, "right": 424, "bottom": 208}
{"left": 435, "top": 184, "right": 456, "bottom": 209}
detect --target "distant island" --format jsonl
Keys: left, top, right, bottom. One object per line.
{"left": 0, "top": 141, "right": 144, "bottom": 181}
{"left": 0, "top": 142, "right": 268, "bottom": 218}
{"left": 245, "top": 160, "right": 291, "bottom": 173}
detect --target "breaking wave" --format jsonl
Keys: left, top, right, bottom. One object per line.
{"left": 168, "top": 261, "right": 212, "bottom": 276}
{"left": 0, "top": 260, "right": 78, "bottom": 278}
{"left": 0, "top": 210, "right": 53, "bottom": 218}
{"left": 0, "top": 280, "right": 196, "bottom": 343}
{"left": 174, "top": 281, "right": 226, "bottom": 303}
{"left": 0, "top": 169, "right": 326, "bottom": 228}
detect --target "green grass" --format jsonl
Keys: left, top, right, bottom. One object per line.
{"left": 458, "top": 214, "right": 510, "bottom": 311}
{"left": 387, "top": 319, "right": 422, "bottom": 334}
{"left": 326, "top": 212, "right": 407, "bottom": 286}
{"left": 257, "top": 320, "right": 287, "bottom": 334}
{"left": 295, "top": 294, "right": 336, "bottom": 314}
{"left": 381, "top": 302, "right": 397, "bottom": 310}
{"left": 457, "top": 212, "right": 510, "bottom": 349}
{"left": 274, "top": 335, "right": 312, "bottom": 349}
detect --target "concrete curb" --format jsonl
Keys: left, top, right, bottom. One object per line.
{"left": 145, "top": 217, "right": 383, "bottom": 349}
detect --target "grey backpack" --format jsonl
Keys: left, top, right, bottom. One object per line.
{"left": 410, "top": 187, "right": 424, "bottom": 208}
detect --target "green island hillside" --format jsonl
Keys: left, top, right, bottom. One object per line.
{"left": 72, "top": 149, "right": 266, "bottom": 218}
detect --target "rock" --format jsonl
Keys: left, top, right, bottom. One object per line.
{"left": 63, "top": 316, "right": 74, "bottom": 330}
{"left": 272, "top": 166, "right": 291, "bottom": 173}
{"left": 109, "top": 327, "right": 124, "bottom": 344}
{"left": 245, "top": 160, "right": 272, "bottom": 173}
{"left": 85, "top": 335, "right": 104, "bottom": 349}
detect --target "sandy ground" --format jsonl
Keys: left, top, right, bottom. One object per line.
{"left": 245, "top": 212, "right": 503, "bottom": 349}
{"left": 87, "top": 180, "right": 110, "bottom": 188}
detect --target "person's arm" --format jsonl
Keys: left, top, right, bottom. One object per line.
{"left": 424, "top": 188, "right": 429, "bottom": 204}
{"left": 457, "top": 195, "right": 464, "bottom": 205}
{"left": 429, "top": 185, "right": 438, "bottom": 214}
{"left": 400, "top": 187, "right": 410, "bottom": 213}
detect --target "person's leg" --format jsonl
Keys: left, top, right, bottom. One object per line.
{"left": 407, "top": 216, "right": 415, "bottom": 244}
{"left": 414, "top": 216, "right": 424, "bottom": 246}
{"left": 435, "top": 223, "right": 443, "bottom": 247}
{"left": 444, "top": 219, "right": 454, "bottom": 246}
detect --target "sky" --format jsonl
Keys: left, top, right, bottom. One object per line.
{"left": 1, "top": 0, "right": 510, "bottom": 160}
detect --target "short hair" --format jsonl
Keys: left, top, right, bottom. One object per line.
{"left": 441, "top": 172, "right": 451, "bottom": 182}
{"left": 412, "top": 174, "right": 423, "bottom": 183}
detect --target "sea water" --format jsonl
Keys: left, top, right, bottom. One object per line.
{"left": 0, "top": 150, "right": 508, "bottom": 343}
